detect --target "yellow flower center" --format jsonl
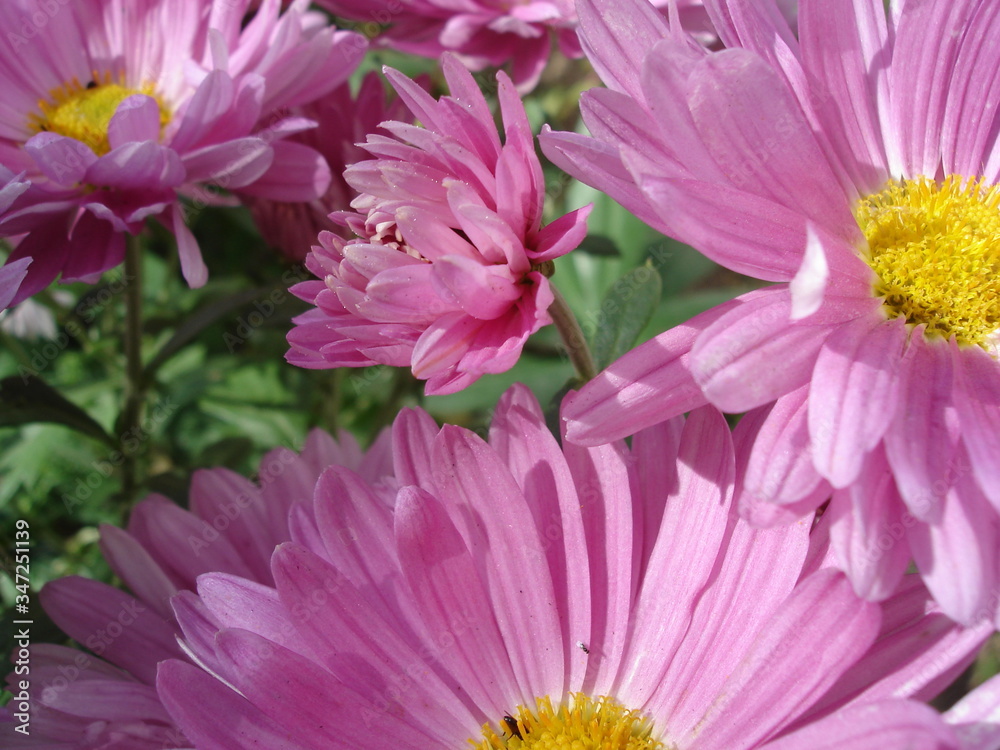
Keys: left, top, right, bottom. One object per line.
{"left": 30, "top": 75, "right": 169, "bottom": 156}
{"left": 856, "top": 175, "right": 1000, "bottom": 347}
{"left": 472, "top": 694, "right": 667, "bottom": 750}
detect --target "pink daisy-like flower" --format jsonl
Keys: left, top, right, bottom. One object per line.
{"left": 286, "top": 55, "right": 591, "bottom": 395}
{"left": 243, "top": 72, "right": 415, "bottom": 261}
{"left": 0, "top": 428, "right": 391, "bottom": 748}
{"left": 543, "top": 0, "right": 1000, "bottom": 625}
{"left": 156, "top": 385, "right": 991, "bottom": 749}
{"left": 0, "top": 0, "right": 365, "bottom": 306}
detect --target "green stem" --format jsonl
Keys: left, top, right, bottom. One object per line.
{"left": 549, "top": 284, "right": 597, "bottom": 383}
{"left": 120, "top": 233, "right": 145, "bottom": 502}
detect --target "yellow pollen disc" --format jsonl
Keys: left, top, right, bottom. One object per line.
{"left": 30, "top": 74, "right": 169, "bottom": 156}
{"left": 855, "top": 175, "right": 1000, "bottom": 347}
{"left": 471, "top": 694, "right": 668, "bottom": 750}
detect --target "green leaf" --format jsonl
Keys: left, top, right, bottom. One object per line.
{"left": 0, "top": 375, "right": 115, "bottom": 447}
{"left": 589, "top": 263, "right": 663, "bottom": 372}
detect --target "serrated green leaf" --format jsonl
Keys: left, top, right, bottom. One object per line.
{"left": 589, "top": 264, "right": 663, "bottom": 371}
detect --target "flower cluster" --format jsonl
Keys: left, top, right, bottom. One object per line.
{"left": 4, "top": 0, "right": 1000, "bottom": 748}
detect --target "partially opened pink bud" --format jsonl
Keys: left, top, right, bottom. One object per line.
{"left": 287, "top": 54, "right": 590, "bottom": 395}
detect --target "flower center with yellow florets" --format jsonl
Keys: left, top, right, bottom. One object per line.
{"left": 856, "top": 175, "right": 1000, "bottom": 347}
{"left": 30, "top": 75, "right": 169, "bottom": 156}
{"left": 472, "top": 694, "right": 667, "bottom": 750}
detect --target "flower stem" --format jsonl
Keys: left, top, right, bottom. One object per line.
{"left": 549, "top": 284, "right": 596, "bottom": 383}
{"left": 121, "top": 233, "right": 145, "bottom": 502}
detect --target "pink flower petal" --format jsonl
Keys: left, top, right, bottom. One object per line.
{"left": 40, "top": 577, "right": 183, "bottom": 684}
{"left": 87, "top": 141, "right": 185, "bottom": 189}
{"left": 562, "top": 296, "right": 743, "bottom": 445}
{"left": 650, "top": 502, "right": 812, "bottom": 733}
{"left": 951, "top": 343, "right": 1000, "bottom": 510}
{"left": 808, "top": 315, "right": 907, "bottom": 488}
{"left": 24, "top": 133, "right": 96, "bottom": 185}
{"left": 741, "top": 386, "right": 825, "bottom": 507}
{"left": 692, "top": 287, "right": 869, "bottom": 412}
{"left": 271, "top": 543, "right": 476, "bottom": 741}
{"left": 827, "top": 448, "right": 912, "bottom": 601}
{"left": 157, "top": 659, "right": 317, "bottom": 750}
{"left": 489, "top": 384, "right": 593, "bottom": 693}
{"left": 432, "top": 255, "right": 520, "bottom": 320}
{"left": 576, "top": 0, "right": 668, "bottom": 100}
{"left": 685, "top": 48, "right": 854, "bottom": 238}
{"left": 98, "top": 524, "right": 178, "bottom": 621}
{"left": 432, "top": 425, "right": 565, "bottom": 701}
{"left": 766, "top": 699, "right": 958, "bottom": 750}
{"left": 615, "top": 407, "right": 735, "bottom": 706}
{"left": 236, "top": 141, "right": 330, "bottom": 201}
{"left": 682, "top": 570, "right": 880, "bottom": 750}
{"left": 107, "top": 95, "right": 163, "bottom": 148}
{"left": 889, "top": 0, "right": 977, "bottom": 177}
{"left": 908, "top": 460, "right": 1000, "bottom": 626}
{"left": 798, "top": 0, "right": 891, "bottom": 194}
{"left": 883, "top": 332, "right": 956, "bottom": 523}
{"left": 559, "top": 436, "right": 635, "bottom": 696}
{"left": 394, "top": 487, "right": 522, "bottom": 716}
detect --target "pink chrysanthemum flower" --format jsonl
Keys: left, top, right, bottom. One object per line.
{"left": 0, "top": 0, "right": 365, "bottom": 306}
{"left": 155, "top": 385, "right": 991, "bottom": 749}
{"left": 243, "top": 72, "right": 415, "bottom": 261}
{"left": 286, "top": 55, "right": 591, "bottom": 395}
{"left": 0, "top": 429, "right": 391, "bottom": 749}
{"left": 543, "top": 0, "right": 1000, "bottom": 625}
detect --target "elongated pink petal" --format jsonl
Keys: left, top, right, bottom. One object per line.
{"left": 271, "top": 542, "right": 476, "bottom": 740}
{"left": 828, "top": 448, "right": 912, "bottom": 601}
{"left": 40, "top": 577, "right": 183, "bottom": 684}
{"left": 685, "top": 48, "right": 855, "bottom": 237}
{"left": 562, "top": 297, "right": 744, "bottom": 445}
{"left": 394, "top": 487, "right": 522, "bottom": 716}
{"left": 576, "top": 0, "right": 668, "bottom": 100}
{"left": 683, "top": 570, "right": 880, "bottom": 750}
{"left": 432, "top": 426, "right": 564, "bottom": 700}
{"left": 692, "top": 287, "right": 870, "bottom": 412}
{"left": 615, "top": 407, "right": 734, "bottom": 705}
{"left": 798, "top": 0, "right": 890, "bottom": 194}
{"left": 99, "top": 525, "right": 178, "bottom": 621}
{"left": 157, "top": 659, "right": 328, "bottom": 750}
{"left": 808, "top": 315, "right": 907, "bottom": 488}
{"left": 883, "top": 332, "right": 956, "bottom": 523}
{"left": 490, "top": 384, "right": 593, "bottom": 694}
{"left": 908, "top": 462, "right": 1000, "bottom": 626}
{"left": 650, "top": 506, "right": 812, "bottom": 733}
{"left": 107, "top": 95, "right": 163, "bottom": 148}
{"left": 766, "top": 700, "right": 959, "bottom": 750}
{"left": 24, "top": 133, "right": 96, "bottom": 185}
{"left": 951, "top": 343, "right": 1000, "bottom": 509}
{"left": 889, "top": 0, "right": 977, "bottom": 177}
{"left": 741, "top": 386, "right": 824, "bottom": 507}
